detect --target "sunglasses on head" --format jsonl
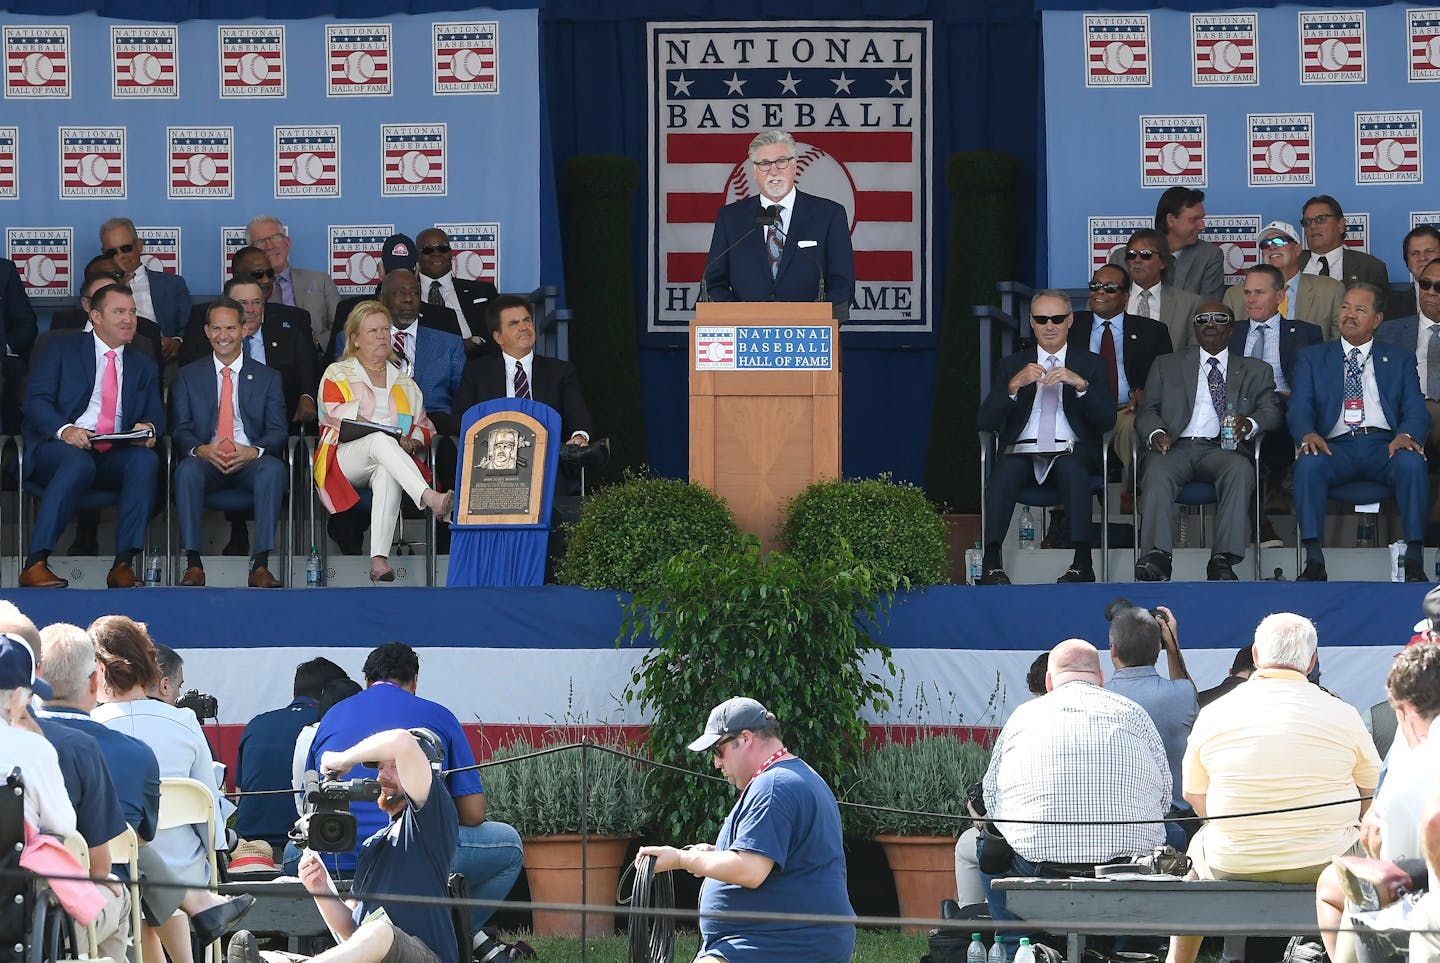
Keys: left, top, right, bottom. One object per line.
{"left": 247, "top": 268, "right": 276, "bottom": 280}
{"left": 1088, "top": 281, "right": 1123, "bottom": 293}
{"left": 101, "top": 243, "right": 135, "bottom": 257}
{"left": 419, "top": 243, "right": 452, "bottom": 255}
{"left": 1193, "top": 312, "right": 1233, "bottom": 325}
{"left": 1259, "top": 236, "right": 1293, "bottom": 250}
{"left": 1032, "top": 314, "right": 1070, "bottom": 326}
{"left": 1419, "top": 278, "right": 1440, "bottom": 292}
{"left": 1124, "top": 249, "right": 1157, "bottom": 261}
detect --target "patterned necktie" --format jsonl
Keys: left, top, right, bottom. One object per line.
{"left": 1207, "top": 357, "right": 1225, "bottom": 422}
{"left": 513, "top": 360, "right": 531, "bottom": 400}
{"left": 1099, "top": 321, "right": 1118, "bottom": 398}
{"left": 1250, "top": 323, "right": 1268, "bottom": 360}
{"left": 1318, "top": 256, "right": 1330, "bottom": 277}
{"left": 393, "top": 330, "right": 405, "bottom": 359}
{"left": 94, "top": 349, "right": 118, "bottom": 452}
{"left": 273, "top": 273, "right": 292, "bottom": 306}
{"left": 766, "top": 206, "right": 785, "bottom": 279}
{"left": 1137, "top": 289, "right": 1152, "bottom": 319}
{"left": 428, "top": 280, "right": 444, "bottom": 306}
{"left": 216, "top": 367, "right": 235, "bottom": 453}
{"left": 243, "top": 335, "right": 254, "bottom": 359}
{"left": 1345, "top": 347, "right": 1364, "bottom": 419}
{"left": 1428, "top": 326, "right": 1440, "bottom": 401}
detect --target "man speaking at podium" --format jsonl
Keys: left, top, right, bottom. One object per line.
{"left": 702, "top": 130, "right": 856, "bottom": 322}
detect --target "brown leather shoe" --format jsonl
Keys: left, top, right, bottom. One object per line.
{"left": 247, "top": 565, "right": 280, "bottom": 589}
{"left": 178, "top": 566, "right": 206, "bottom": 587}
{"left": 19, "top": 560, "right": 67, "bottom": 588}
{"left": 106, "top": 562, "right": 139, "bottom": 588}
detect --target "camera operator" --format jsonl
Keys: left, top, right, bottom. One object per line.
{"left": 229, "top": 727, "right": 459, "bottom": 963}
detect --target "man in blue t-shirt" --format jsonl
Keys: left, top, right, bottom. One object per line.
{"left": 637, "top": 697, "right": 856, "bottom": 963}
{"left": 229, "top": 727, "right": 460, "bottom": 963}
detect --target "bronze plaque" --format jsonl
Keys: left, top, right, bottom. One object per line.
{"left": 455, "top": 410, "right": 550, "bottom": 526}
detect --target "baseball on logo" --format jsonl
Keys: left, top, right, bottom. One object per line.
{"left": 292, "top": 153, "right": 324, "bottom": 185}
{"left": 449, "top": 49, "right": 485, "bottom": 82}
{"left": 20, "top": 52, "right": 54, "bottom": 85}
{"left": 1158, "top": 142, "right": 1191, "bottom": 175}
{"left": 141, "top": 254, "right": 162, "bottom": 272}
{"left": 184, "top": 154, "right": 217, "bottom": 186}
{"left": 1207, "top": 40, "right": 1241, "bottom": 72}
{"left": 129, "top": 52, "right": 162, "bottom": 85}
{"left": 345, "top": 252, "right": 378, "bottom": 285}
{"left": 22, "top": 256, "right": 56, "bottom": 287}
{"left": 454, "top": 249, "right": 485, "bottom": 280}
{"left": 1265, "top": 141, "right": 1299, "bottom": 173}
{"left": 1316, "top": 38, "right": 1351, "bottom": 71}
{"left": 1424, "top": 37, "right": 1440, "bottom": 69}
{"left": 78, "top": 153, "right": 110, "bottom": 187}
{"left": 236, "top": 52, "right": 269, "bottom": 85}
{"left": 1373, "top": 139, "right": 1408, "bottom": 172}
{"left": 1221, "top": 243, "right": 1248, "bottom": 274}
{"left": 723, "top": 141, "right": 857, "bottom": 231}
{"left": 343, "top": 51, "right": 375, "bottom": 83}
{"left": 1103, "top": 41, "right": 1135, "bottom": 74}
{"left": 399, "top": 150, "right": 431, "bottom": 183}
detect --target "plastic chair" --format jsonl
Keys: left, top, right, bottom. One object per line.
{"left": 106, "top": 827, "right": 142, "bottom": 963}
{"left": 156, "top": 779, "right": 219, "bottom": 963}
{"left": 1293, "top": 479, "right": 1395, "bottom": 574}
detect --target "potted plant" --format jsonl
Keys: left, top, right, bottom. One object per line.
{"left": 483, "top": 729, "right": 650, "bottom": 937}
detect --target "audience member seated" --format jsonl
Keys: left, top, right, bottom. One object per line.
{"left": 415, "top": 226, "right": 501, "bottom": 358}
{"left": 89, "top": 615, "right": 254, "bottom": 963}
{"left": 1123, "top": 227, "right": 1203, "bottom": 350}
{"left": 0, "top": 252, "right": 39, "bottom": 434}
{"left": 1197, "top": 645, "right": 1254, "bottom": 708}
{"left": 172, "top": 297, "right": 288, "bottom": 588}
{"left": 1376, "top": 258, "right": 1440, "bottom": 465}
{"left": 47, "top": 255, "right": 162, "bottom": 364}
{"left": 1404, "top": 778, "right": 1440, "bottom": 962}
{"left": 381, "top": 270, "right": 466, "bottom": 435}
{"left": 304, "top": 642, "right": 523, "bottom": 946}
{"left": 1225, "top": 221, "right": 1344, "bottom": 340}
{"left": 975, "top": 289, "right": 1116, "bottom": 585}
{"left": 1388, "top": 225, "right": 1440, "bottom": 319}
{"left": 99, "top": 216, "right": 191, "bottom": 360}
{"left": 291, "top": 677, "right": 363, "bottom": 823}
{"left": 18, "top": 283, "right": 162, "bottom": 589}
{"left": 1111, "top": 187, "right": 1224, "bottom": 303}
{"left": 327, "top": 234, "right": 465, "bottom": 362}
{"left": 313, "top": 301, "right": 453, "bottom": 582}
{"left": 1168, "top": 612, "right": 1380, "bottom": 963}
{"left": 1290, "top": 281, "right": 1430, "bottom": 582}
{"left": 247, "top": 214, "right": 340, "bottom": 351}
{"left": 0, "top": 632, "right": 78, "bottom": 836}
{"left": 1299, "top": 195, "right": 1390, "bottom": 289}
{"left": 1135, "top": 301, "right": 1281, "bottom": 581}
{"left": 236, "top": 657, "right": 348, "bottom": 853}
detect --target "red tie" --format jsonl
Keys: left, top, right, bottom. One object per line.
{"left": 392, "top": 330, "right": 405, "bottom": 359}
{"left": 216, "top": 367, "right": 236, "bottom": 455}
{"left": 1100, "top": 321, "right": 1119, "bottom": 399}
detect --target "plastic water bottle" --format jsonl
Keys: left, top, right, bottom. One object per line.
{"left": 1014, "top": 937, "right": 1036, "bottom": 963}
{"left": 144, "top": 546, "right": 162, "bottom": 586}
{"left": 966, "top": 542, "right": 983, "bottom": 584}
{"left": 1356, "top": 516, "right": 1375, "bottom": 548}
{"left": 968, "top": 933, "right": 987, "bottom": 963}
{"left": 988, "top": 935, "right": 1006, "bottom": 963}
{"left": 1018, "top": 506, "right": 1036, "bottom": 550}
{"left": 1220, "top": 403, "right": 1237, "bottom": 451}
{"left": 306, "top": 546, "right": 323, "bottom": 587}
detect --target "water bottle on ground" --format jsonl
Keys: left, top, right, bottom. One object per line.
{"left": 988, "top": 935, "right": 1006, "bottom": 963}
{"left": 966, "top": 542, "right": 983, "bottom": 584}
{"left": 144, "top": 546, "right": 162, "bottom": 586}
{"left": 1220, "top": 403, "right": 1237, "bottom": 451}
{"left": 1014, "top": 937, "right": 1036, "bottom": 963}
{"left": 306, "top": 546, "right": 323, "bottom": 587}
{"left": 968, "top": 933, "right": 987, "bottom": 963}
{"left": 1356, "top": 516, "right": 1375, "bottom": 548}
{"left": 1018, "top": 506, "right": 1036, "bottom": 550}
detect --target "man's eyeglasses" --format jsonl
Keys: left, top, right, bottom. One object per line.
{"left": 419, "top": 244, "right": 452, "bottom": 255}
{"left": 752, "top": 156, "right": 795, "bottom": 173}
{"left": 252, "top": 232, "right": 286, "bottom": 247}
{"left": 247, "top": 268, "right": 276, "bottom": 281}
{"left": 101, "top": 243, "right": 135, "bottom": 257}
{"left": 1124, "top": 249, "right": 1158, "bottom": 261}
{"left": 1031, "top": 314, "right": 1070, "bottom": 326}
{"left": 711, "top": 735, "right": 737, "bottom": 759}
{"left": 1193, "top": 312, "right": 1234, "bottom": 325}
{"left": 1299, "top": 214, "right": 1337, "bottom": 228}
{"left": 1259, "top": 236, "right": 1292, "bottom": 250}
{"left": 1088, "top": 281, "right": 1123, "bottom": 294}
{"left": 1417, "top": 278, "right": 1440, "bottom": 292}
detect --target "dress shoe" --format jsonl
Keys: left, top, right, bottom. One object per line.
{"left": 1332, "top": 855, "right": 1412, "bottom": 911}
{"left": 221, "top": 527, "right": 250, "bottom": 557}
{"left": 106, "top": 562, "right": 139, "bottom": 588}
{"left": 193, "top": 894, "right": 255, "bottom": 947}
{"left": 247, "top": 565, "right": 280, "bottom": 588}
{"left": 1057, "top": 565, "right": 1096, "bottom": 583}
{"left": 1134, "top": 550, "right": 1172, "bottom": 582}
{"left": 976, "top": 568, "right": 1011, "bottom": 586}
{"left": 369, "top": 563, "right": 396, "bottom": 584}
{"left": 226, "top": 930, "right": 259, "bottom": 963}
{"left": 179, "top": 566, "right": 206, "bottom": 587}
{"left": 1258, "top": 517, "right": 1284, "bottom": 549}
{"left": 1297, "top": 560, "right": 1328, "bottom": 582}
{"left": 19, "top": 560, "right": 67, "bottom": 588}
{"left": 1206, "top": 555, "right": 1239, "bottom": 581}
{"left": 1406, "top": 560, "right": 1430, "bottom": 583}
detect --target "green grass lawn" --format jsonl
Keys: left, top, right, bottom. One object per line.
{"left": 507, "top": 928, "right": 928, "bottom": 962}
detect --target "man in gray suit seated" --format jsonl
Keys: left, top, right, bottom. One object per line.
{"left": 247, "top": 214, "right": 341, "bottom": 352}
{"left": 1134, "top": 301, "right": 1281, "bottom": 582}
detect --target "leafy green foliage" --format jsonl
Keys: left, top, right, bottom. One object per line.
{"left": 622, "top": 537, "right": 896, "bottom": 843}
{"left": 482, "top": 735, "right": 650, "bottom": 838}
{"left": 779, "top": 475, "right": 950, "bottom": 586}
{"left": 557, "top": 473, "right": 741, "bottom": 590}
{"left": 842, "top": 735, "right": 990, "bottom": 838}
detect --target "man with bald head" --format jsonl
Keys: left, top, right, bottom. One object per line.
{"left": 980, "top": 638, "right": 1170, "bottom": 954}
{"left": 379, "top": 270, "right": 465, "bottom": 434}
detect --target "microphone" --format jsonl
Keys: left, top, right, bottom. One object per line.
{"left": 696, "top": 206, "right": 782, "bottom": 304}
{"left": 795, "top": 240, "right": 826, "bottom": 302}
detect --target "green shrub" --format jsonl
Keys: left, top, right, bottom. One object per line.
{"left": 557, "top": 474, "right": 741, "bottom": 590}
{"left": 780, "top": 475, "right": 949, "bottom": 586}
{"left": 842, "top": 735, "right": 990, "bottom": 838}
{"left": 482, "top": 734, "right": 651, "bottom": 838}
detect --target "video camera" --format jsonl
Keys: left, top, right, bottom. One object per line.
{"left": 290, "top": 770, "right": 381, "bottom": 853}
{"left": 176, "top": 689, "right": 219, "bottom": 722}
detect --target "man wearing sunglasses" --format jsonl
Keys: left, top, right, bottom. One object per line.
{"left": 1224, "top": 221, "right": 1344, "bottom": 341}
{"left": 415, "top": 227, "right": 499, "bottom": 359}
{"left": 977, "top": 290, "right": 1117, "bottom": 584}
{"left": 326, "top": 234, "right": 465, "bottom": 363}
{"left": 98, "top": 218, "right": 191, "bottom": 361}
{"left": 246, "top": 215, "right": 341, "bottom": 353}
{"left": 1134, "top": 303, "right": 1281, "bottom": 581}
{"left": 1298, "top": 196, "right": 1390, "bottom": 290}
{"left": 1121, "top": 228, "right": 1204, "bottom": 351}
{"left": 1290, "top": 281, "right": 1430, "bottom": 582}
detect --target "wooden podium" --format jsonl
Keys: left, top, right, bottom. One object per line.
{"left": 690, "top": 303, "right": 841, "bottom": 550}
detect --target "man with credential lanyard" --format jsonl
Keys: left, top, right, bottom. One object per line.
{"left": 637, "top": 697, "right": 855, "bottom": 963}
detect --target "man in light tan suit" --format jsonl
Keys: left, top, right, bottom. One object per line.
{"left": 1224, "top": 221, "right": 1344, "bottom": 340}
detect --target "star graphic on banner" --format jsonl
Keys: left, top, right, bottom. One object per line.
{"left": 885, "top": 72, "right": 909, "bottom": 94}
{"left": 669, "top": 73, "right": 693, "bottom": 96}
{"left": 723, "top": 73, "right": 747, "bottom": 95}
{"left": 778, "top": 71, "right": 801, "bottom": 94}
{"left": 831, "top": 72, "right": 855, "bottom": 94}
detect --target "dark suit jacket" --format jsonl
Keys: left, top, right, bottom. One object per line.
{"left": 408, "top": 326, "right": 466, "bottom": 435}
{"left": 170, "top": 356, "right": 287, "bottom": 459}
{"left": 180, "top": 304, "right": 316, "bottom": 420}
{"left": 1288, "top": 339, "right": 1430, "bottom": 444}
{"left": 1299, "top": 248, "right": 1391, "bottom": 290}
{"left": 146, "top": 269, "right": 193, "bottom": 339}
{"left": 1073, "top": 311, "right": 1173, "bottom": 402}
{"left": 327, "top": 299, "right": 461, "bottom": 361}
{"left": 22, "top": 330, "right": 164, "bottom": 456}
{"left": 704, "top": 190, "right": 855, "bottom": 321}
{"left": 50, "top": 308, "right": 161, "bottom": 364}
{"left": 453, "top": 353, "right": 595, "bottom": 442}
{"left": 446, "top": 276, "right": 500, "bottom": 350}
{"left": 1171, "top": 239, "right": 1226, "bottom": 303}
{"left": 1389, "top": 284, "right": 1420, "bottom": 321}
{"left": 0, "top": 258, "right": 38, "bottom": 360}
{"left": 1136, "top": 348, "right": 1281, "bottom": 449}
{"left": 1228, "top": 317, "right": 1324, "bottom": 389}
{"left": 977, "top": 345, "right": 1117, "bottom": 460}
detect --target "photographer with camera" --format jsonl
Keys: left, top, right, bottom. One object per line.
{"left": 229, "top": 727, "right": 459, "bottom": 963}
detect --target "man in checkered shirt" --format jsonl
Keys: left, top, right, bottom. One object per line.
{"left": 980, "top": 639, "right": 1171, "bottom": 949}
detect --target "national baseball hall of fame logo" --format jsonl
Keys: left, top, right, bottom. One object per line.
{"left": 436, "top": 222, "right": 501, "bottom": 285}
{"left": 330, "top": 225, "right": 394, "bottom": 296}
{"left": 136, "top": 228, "right": 181, "bottom": 275}
{"left": 111, "top": 26, "right": 177, "bottom": 99}
{"left": 1200, "top": 216, "right": 1262, "bottom": 285}
{"left": 60, "top": 127, "right": 125, "bottom": 199}
{"left": 327, "top": 24, "right": 391, "bottom": 97}
{"left": 6, "top": 229, "right": 72, "bottom": 296}
{"left": 168, "top": 127, "right": 233, "bottom": 199}
{"left": 0, "top": 127, "right": 16, "bottom": 199}
{"left": 4, "top": 26, "right": 69, "bottom": 98}
{"left": 219, "top": 227, "right": 248, "bottom": 282}
{"left": 1299, "top": 11, "right": 1365, "bottom": 84}
{"left": 1248, "top": 114, "right": 1315, "bottom": 187}
{"left": 1409, "top": 10, "right": 1440, "bottom": 81}
{"left": 1356, "top": 112, "right": 1422, "bottom": 185}
{"left": 432, "top": 23, "right": 498, "bottom": 95}
{"left": 1084, "top": 15, "right": 1150, "bottom": 87}
{"left": 648, "top": 22, "right": 933, "bottom": 334}
{"left": 276, "top": 127, "right": 341, "bottom": 198}
{"left": 1191, "top": 14, "right": 1257, "bottom": 86}
{"left": 1140, "top": 116, "right": 1205, "bottom": 188}
{"left": 1343, "top": 213, "right": 1371, "bottom": 252}
{"left": 219, "top": 26, "right": 285, "bottom": 98}
{"left": 381, "top": 125, "right": 446, "bottom": 196}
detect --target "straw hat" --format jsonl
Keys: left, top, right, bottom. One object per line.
{"left": 227, "top": 839, "right": 277, "bottom": 874}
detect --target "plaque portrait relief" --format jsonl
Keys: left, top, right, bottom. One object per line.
{"left": 456, "top": 411, "right": 549, "bottom": 525}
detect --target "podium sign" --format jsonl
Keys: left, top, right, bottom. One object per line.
{"left": 456, "top": 410, "right": 550, "bottom": 526}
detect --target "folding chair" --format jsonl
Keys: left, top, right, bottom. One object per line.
{"left": 156, "top": 779, "right": 218, "bottom": 963}
{"left": 104, "top": 828, "right": 141, "bottom": 963}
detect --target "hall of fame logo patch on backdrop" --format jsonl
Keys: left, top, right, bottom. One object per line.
{"left": 435, "top": 222, "right": 500, "bottom": 284}
{"left": 60, "top": 127, "right": 125, "bottom": 198}
{"left": 136, "top": 227, "right": 180, "bottom": 274}
{"left": 0, "top": 127, "right": 16, "bottom": 198}
{"left": 6, "top": 228, "right": 72, "bottom": 295}
{"left": 1414, "top": 211, "right": 1440, "bottom": 229}
{"left": 1356, "top": 111, "right": 1422, "bottom": 184}
{"left": 1201, "top": 215, "right": 1262, "bottom": 285}
{"left": 1410, "top": 10, "right": 1440, "bottom": 81}
{"left": 1248, "top": 114, "right": 1315, "bottom": 186}
{"left": 1085, "top": 15, "right": 1150, "bottom": 87}
{"left": 1087, "top": 217, "right": 1149, "bottom": 275}
{"left": 329, "top": 224, "right": 393, "bottom": 295}
{"left": 111, "top": 26, "right": 177, "bottom": 99}
{"left": 219, "top": 26, "right": 284, "bottom": 98}
{"left": 1191, "top": 14, "right": 1257, "bottom": 86}
{"left": 1342, "top": 213, "right": 1369, "bottom": 252}
{"left": 1299, "top": 11, "right": 1365, "bottom": 84}
{"left": 219, "top": 227, "right": 248, "bottom": 281}
{"left": 167, "top": 127, "right": 232, "bottom": 198}
{"left": 4, "top": 26, "right": 70, "bottom": 98}
{"left": 276, "top": 126, "right": 340, "bottom": 197}
{"left": 381, "top": 125, "right": 446, "bottom": 195}
{"left": 1141, "top": 115, "right": 1205, "bottom": 187}
{"left": 432, "top": 22, "right": 498, "bottom": 94}
{"left": 327, "top": 24, "right": 390, "bottom": 97}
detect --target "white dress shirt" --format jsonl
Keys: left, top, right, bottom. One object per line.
{"left": 1128, "top": 284, "right": 1162, "bottom": 321}
{"left": 212, "top": 355, "right": 253, "bottom": 448}
{"left": 1415, "top": 313, "right": 1440, "bottom": 400}
{"left": 1303, "top": 248, "right": 1343, "bottom": 278}
{"left": 764, "top": 187, "right": 796, "bottom": 239}
{"left": 1012, "top": 344, "right": 1077, "bottom": 451}
{"left": 62, "top": 336, "right": 127, "bottom": 437}
{"left": 1327, "top": 338, "right": 1390, "bottom": 437}
{"left": 1180, "top": 349, "right": 1228, "bottom": 439}
{"left": 390, "top": 325, "right": 417, "bottom": 377}
{"left": 504, "top": 351, "right": 534, "bottom": 398}
{"left": 128, "top": 268, "right": 156, "bottom": 323}
{"left": 1244, "top": 313, "right": 1288, "bottom": 393}
{"left": 422, "top": 272, "right": 474, "bottom": 339}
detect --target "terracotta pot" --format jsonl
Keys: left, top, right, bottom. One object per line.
{"left": 875, "top": 833, "right": 958, "bottom": 933}
{"left": 521, "top": 834, "right": 633, "bottom": 937}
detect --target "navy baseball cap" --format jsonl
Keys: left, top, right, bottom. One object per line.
{"left": 381, "top": 234, "right": 417, "bottom": 274}
{"left": 0, "top": 634, "right": 51, "bottom": 700}
{"left": 688, "top": 697, "right": 773, "bottom": 752}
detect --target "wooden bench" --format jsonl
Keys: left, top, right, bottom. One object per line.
{"left": 992, "top": 877, "right": 1317, "bottom": 963}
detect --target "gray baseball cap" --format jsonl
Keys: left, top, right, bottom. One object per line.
{"left": 688, "top": 697, "right": 773, "bottom": 752}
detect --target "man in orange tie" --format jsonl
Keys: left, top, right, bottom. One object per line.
{"left": 170, "top": 298, "right": 288, "bottom": 587}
